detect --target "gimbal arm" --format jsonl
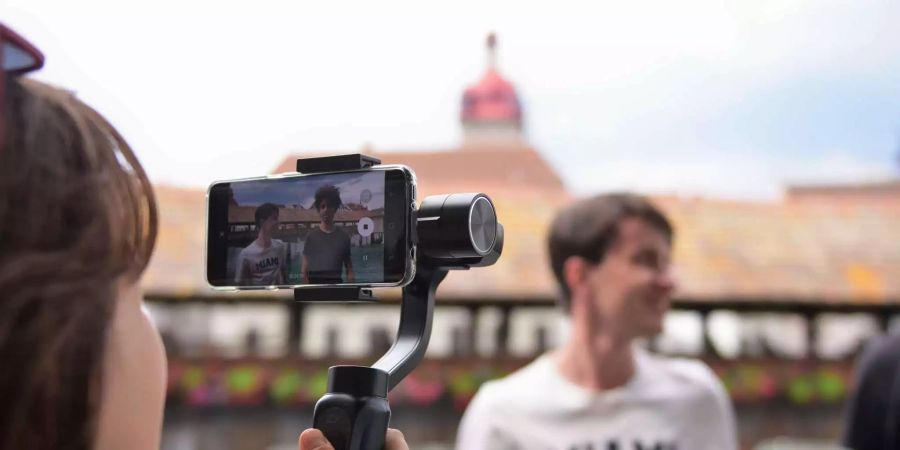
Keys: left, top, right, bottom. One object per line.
{"left": 372, "top": 265, "right": 448, "bottom": 390}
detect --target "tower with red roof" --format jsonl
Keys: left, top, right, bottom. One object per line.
{"left": 460, "top": 33, "right": 523, "bottom": 146}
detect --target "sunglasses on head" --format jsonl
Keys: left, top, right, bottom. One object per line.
{"left": 1, "top": 22, "right": 45, "bottom": 153}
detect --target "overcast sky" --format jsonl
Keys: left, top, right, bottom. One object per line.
{"left": 6, "top": 0, "right": 900, "bottom": 199}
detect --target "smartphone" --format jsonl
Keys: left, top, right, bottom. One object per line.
{"left": 206, "top": 165, "right": 416, "bottom": 289}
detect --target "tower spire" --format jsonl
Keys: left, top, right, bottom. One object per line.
{"left": 460, "top": 32, "right": 523, "bottom": 147}
{"left": 486, "top": 32, "right": 497, "bottom": 69}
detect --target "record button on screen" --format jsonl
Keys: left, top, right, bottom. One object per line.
{"left": 358, "top": 217, "right": 375, "bottom": 237}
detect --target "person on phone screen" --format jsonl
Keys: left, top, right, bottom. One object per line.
{"left": 235, "top": 203, "right": 287, "bottom": 285}
{"left": 0, "top": 22, "right": 406, "bottom": 450}
{"left": 456, "top": 193, "right": 737, "bottom": 450}
{"left": 303, "top": 185, "right": 354, "bottom": 284}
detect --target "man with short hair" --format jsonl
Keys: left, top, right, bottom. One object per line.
{"left": 456, "top": 193, "right": 737, "bottom": 450}
{"left": 303, "top": 185, "right": 354, "bottom": 284}
{"left": 236, "top": 203, "right": 287, "bottom": 285}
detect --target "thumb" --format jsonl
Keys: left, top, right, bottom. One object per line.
{"left": 385, "top": 428, "right": 410, "bottom": 450}
{"left": 299, "top": 428, "right": 335, "bottom": 450}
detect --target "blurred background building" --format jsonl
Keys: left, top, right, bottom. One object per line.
{"left": 143, "top": 35, "right": 900, "bottom": 450}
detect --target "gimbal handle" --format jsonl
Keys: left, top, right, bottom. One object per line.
{"left": 312, "top": 264, "right": 447, "bottom": 450}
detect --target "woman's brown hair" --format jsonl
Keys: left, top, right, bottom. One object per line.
{"left": 0, "top": 78, "right": 158, "bottom": 449}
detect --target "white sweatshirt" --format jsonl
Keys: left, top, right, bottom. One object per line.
{"left": 455, "top": 347, "right": 737, "bottom": 450}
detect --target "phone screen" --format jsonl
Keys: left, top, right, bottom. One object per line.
{"left": 206, "top": 167, "right": 413, "bottom": 288}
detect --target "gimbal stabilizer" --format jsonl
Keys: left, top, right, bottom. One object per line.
{"left": 293, "top": 154, "right": 504, "bottom": 450}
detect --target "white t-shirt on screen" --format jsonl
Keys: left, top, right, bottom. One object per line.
{"left": 235, "top": 239, "right": 287, "bottom": 285}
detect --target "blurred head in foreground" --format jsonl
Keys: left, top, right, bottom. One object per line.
{"left": 0, "top": 74, "right": 164, "bottom": 449}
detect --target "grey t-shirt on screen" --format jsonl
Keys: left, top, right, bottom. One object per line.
{"left": 303, "top": 227, "right": 351, "bottom": 283}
